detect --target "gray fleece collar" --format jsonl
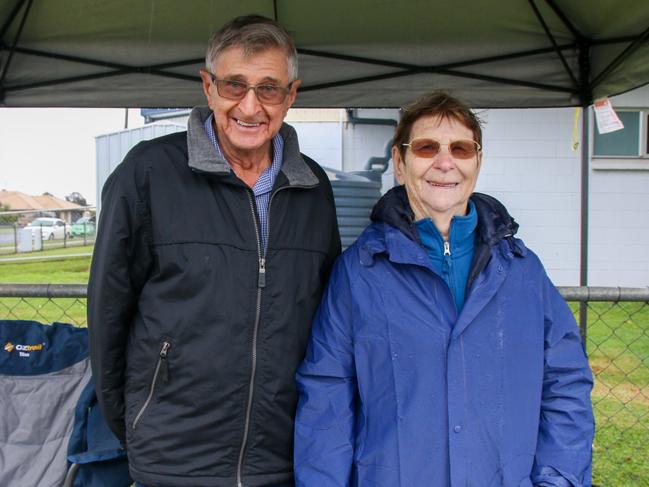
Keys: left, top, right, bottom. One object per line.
{"left": 187, "top": 106, "right": 318, "bottom": 187}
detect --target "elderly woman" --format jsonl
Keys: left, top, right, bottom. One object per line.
{"left": 294, "top": 92, "right": 594, "bottom": 487}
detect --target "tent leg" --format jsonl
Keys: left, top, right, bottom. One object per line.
{"left": 579, "top": 106, "right": 590, "bottom": 346}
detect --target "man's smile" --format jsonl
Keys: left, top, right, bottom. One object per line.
{"left": 234, "top": 118, "right": 264, "bottom": 128}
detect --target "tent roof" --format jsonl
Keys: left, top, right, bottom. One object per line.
{"left": 1, "top": 0, "right": 648, "bottom": 108}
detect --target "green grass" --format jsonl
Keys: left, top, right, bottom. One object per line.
{"left": 0, "top": 255, "right": 647, "bottom": 484}
{"left": 0, "top": 248, "right": 92, "bottom": 282}
{"left": 0, "top": 246, "right": 91, "bottom": 326}
{"left": 0, "top": 237, "right": 94, "bottom": 255}
{"left": 0, "top": 242, "right": 93, "bottom": 259}
{"left": 592, "top": 397, "right": 649, "bottom": 486}
{"left": 0, "top": 297, "right": 88, "bottom": 327}
{"left": 568, "top": 302, "right": 649, "bottom": 486}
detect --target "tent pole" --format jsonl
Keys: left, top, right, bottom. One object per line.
{"left": 577, "top": 36, "right": 592, "bottom": 346}
{"left": 0, "top": 0, "right": 33, "bottom": 98}
{"left": 0, "top": 0, "right": 29, "bottom": 40}
{"left": 579, "top": 106, "right": 589, "bottom": 345}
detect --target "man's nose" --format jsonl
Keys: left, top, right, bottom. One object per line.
{"left": 237, "top": 87, "right": 263, "bottom": 114}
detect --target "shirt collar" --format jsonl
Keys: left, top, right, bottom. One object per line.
{"left": 203, "top": 113, "right": 283, "bottom": 196}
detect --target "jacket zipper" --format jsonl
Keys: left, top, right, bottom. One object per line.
{"left": 237, "top": 191, "right": 265, "bottom": 487}
{"left": 132, "top": 340, "right": 171, "bottom": 429}
{"left": 236, "top": 185, "right": 312, "bottom": 487}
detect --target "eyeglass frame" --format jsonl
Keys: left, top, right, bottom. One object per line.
{"left": 205, "top": 71, "right": 294, "bottom": 105}
{"left": 401, "top": 138, "right": 482, "bottom": 159}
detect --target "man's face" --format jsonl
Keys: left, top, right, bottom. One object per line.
{"left": 200, "top": 46, "right": 300, "bottom": 159}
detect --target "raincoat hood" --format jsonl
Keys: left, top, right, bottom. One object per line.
{"left": 370, "top": 185, "right": 519, "bottom": 245}
{"left": 366, "top": 185, "right": 523, "bottom": 287}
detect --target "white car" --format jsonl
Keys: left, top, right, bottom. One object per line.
{"left": 24, "top": 217, "right": 70, "bottom": 240}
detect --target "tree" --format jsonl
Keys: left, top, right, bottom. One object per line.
{"left": 0, "top": 203, "right": 18, "bottom": 224}
{"left": 66, "top": 192, "right": 87, "bottom": 207}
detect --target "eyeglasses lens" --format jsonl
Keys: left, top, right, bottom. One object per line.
{"left": 411, "top": 139, "right": 441, "bottom": 158}
{"left": 216, "top": 80, "right": 286, "bottom": 105}
{"left": 410, "top": 139, "right": 478, "bottom": 159}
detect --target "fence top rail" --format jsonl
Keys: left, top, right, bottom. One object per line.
{"left": 558, "top": 286, "right": 649, "bottom": 302}
{"left": 0, "top": 283, "right": 88, "bottom": 298}
{"left": 0, "top": 284, "right": 648, "bottom": 301}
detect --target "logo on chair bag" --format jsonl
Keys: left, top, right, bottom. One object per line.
{"left": 3, "top": 341, "right": 44, "bottom": 357}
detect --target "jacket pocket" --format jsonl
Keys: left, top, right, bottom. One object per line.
{"left": 132, "top": 340, "right": 171, "bottom": 429}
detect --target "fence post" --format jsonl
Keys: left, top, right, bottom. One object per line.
{"left": 13, "top": 223, "right": 18, "bottom": 254}
{"left": 83, "top": 222, "right": 87, "bottom": 246}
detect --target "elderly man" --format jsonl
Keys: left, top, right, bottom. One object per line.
{"left": 88, "top": 15, "right": 340, "bottom": 487}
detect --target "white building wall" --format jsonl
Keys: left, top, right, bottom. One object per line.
{"left": 289, "top": 122, "right": 344, "bottom": 171}
{"left": 476, "top": 108, "right": 582, "bottom": 285}
{"left": 589, "top": 171, "right": 649, "bottom": 286}
{"left": 95, "top": 97, "right": 649, "bottom": 287}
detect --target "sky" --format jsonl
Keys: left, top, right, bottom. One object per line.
{"left": 0, "top": 108, "right": 145, "bottom": 206}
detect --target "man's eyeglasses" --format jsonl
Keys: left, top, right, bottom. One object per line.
{"left": 207, "top": 72, "right": 292, "bottom": 105}
{"left": 402, "top": 138, "right": 481, "bottom": 159}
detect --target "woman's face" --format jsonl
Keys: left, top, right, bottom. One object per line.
{"left": 394, "top": 114, "right": 481, "bottom": 222}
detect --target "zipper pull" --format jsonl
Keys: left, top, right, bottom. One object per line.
{"left": 160, "top": 341, "right": 171, "bottom": 382}
{"left": 258, "top": 257, "right": 266, "bottom": 288}
{"left": 444, "top": 241, "right": 451, "bottom": 256}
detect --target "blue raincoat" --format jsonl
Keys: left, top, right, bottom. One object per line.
{"left": 295, "top": 188, "right": 594, "bottom": 487}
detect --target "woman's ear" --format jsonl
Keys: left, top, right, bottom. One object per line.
{"left": 392, "top": 145, "right": 405, "bottom": 185}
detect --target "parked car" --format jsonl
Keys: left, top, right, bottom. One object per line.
{"left": 24, "top": 217, "right": 70, "bottom": 240}
{"left": 70, "top": 216, "right": 96, "bottom": 237}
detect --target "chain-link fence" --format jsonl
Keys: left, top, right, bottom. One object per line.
{"left": 0, "top": 284, "right": 647, "bottom": 485}
{"left": 0, "top": 213, "right": 95, "bottom": 256}
{"left": 560, "top": 287, "right": 649, "bottom": 486}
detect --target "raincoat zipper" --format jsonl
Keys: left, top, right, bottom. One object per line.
{"left": 132, "top": 340, "right": 171, "bottom": 429}
{"left": 442, "top": 240, "right": 458, "bottom": 310}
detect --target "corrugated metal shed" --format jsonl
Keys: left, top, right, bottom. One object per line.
{"left": 326, "top": 169, "right": 382, "bottom": 249}
{"left": 95, "top": 123, "right": 185, "bottom": 214}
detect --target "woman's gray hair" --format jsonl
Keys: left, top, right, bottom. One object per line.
{"left": 205, "top": 15, "right": 298, "bottom": 82}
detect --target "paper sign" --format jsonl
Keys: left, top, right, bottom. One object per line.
{"left": 593, "top": 98, "right": 624, "bottom": 134}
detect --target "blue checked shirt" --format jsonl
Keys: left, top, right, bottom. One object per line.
{"left": 204, "top": 114, "right": 283, "bottom": 252}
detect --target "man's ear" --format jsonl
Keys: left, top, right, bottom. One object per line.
{"left": 286, "top": 79, "right": 301, "bottom": 109}
{"left": 392, "top": 145, "right": 405, "bottom": 185}
{"left": 199, "top": 69, "right": 214, "bottom": 108}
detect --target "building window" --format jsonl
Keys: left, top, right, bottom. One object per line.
{"left": 593, "top": 110, "right": 648, "bottom": 158}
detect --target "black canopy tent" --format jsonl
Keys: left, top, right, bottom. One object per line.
{"left": 2, "top": 0, "right": 649, "bottom": 311}
{"left": 1, "top": 0, "right": 648, "bottom": 108}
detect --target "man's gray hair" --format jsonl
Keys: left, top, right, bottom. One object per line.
{"left": 205, "top": 15, "right": 298, "bottom": 82}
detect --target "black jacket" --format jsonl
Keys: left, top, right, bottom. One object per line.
{"left": 88, "top": 107, "right": 340, "bottom": 487}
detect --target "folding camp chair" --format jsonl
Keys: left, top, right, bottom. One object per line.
{"left": 0, "top": 320, "right": 131, "bottom": 487}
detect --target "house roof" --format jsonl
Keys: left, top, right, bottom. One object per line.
{"left": 0, "top": 190, "right": 83, "bottom": 211}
